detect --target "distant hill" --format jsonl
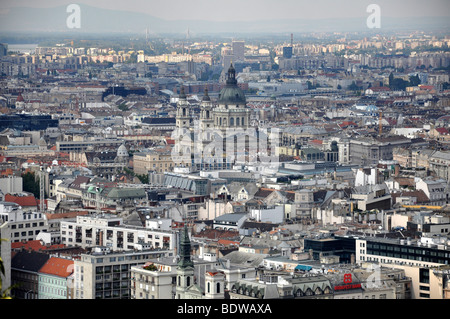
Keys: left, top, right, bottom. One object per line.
{"left": 0, "top": 4, "right": 448, "bottom": 35}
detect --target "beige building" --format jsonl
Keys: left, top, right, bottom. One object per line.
{"left": 411, "top": 148, "right": 435, "bottom": 169}
{"left": 131, "top": 259, "right": 177, "bottom": 299}
{"left": 375, "top": 264, "right": 450, "bottom": 299}
{"left": 133, "top": 146, "right": 174, "bottom": 175}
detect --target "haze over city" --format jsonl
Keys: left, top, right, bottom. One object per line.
{"left": 0, "top": 0, "right": 449, "bottom": 34}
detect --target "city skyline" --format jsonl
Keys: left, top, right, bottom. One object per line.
{"left": 1, "top": 0, "right": 450, "bottom": 307}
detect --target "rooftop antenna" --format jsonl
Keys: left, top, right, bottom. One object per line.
{"left": 291, "top": 33, "right": 293, "bottom": 47}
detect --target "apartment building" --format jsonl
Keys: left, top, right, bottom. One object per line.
{"left": 130, "top": 257, "right": 178, "bottom": 299}
{"left": 133, "top": 146, "right": 174, "bottom": 175}
{"left": 73, "top": 246, "right": 173, "bottom": 299}
{"left": 60, "top": 214, "right": 176, "bottom": 251}
{"left": 354, "top": 236, "right": 450, "bottom": 269}
{"left": 349, "top": 136, "right": 411, "bottom": 166}
{"left": 0, "top": 201, "right": 47, "bottom": 243}
{"left": 56, "top": 138, "right": 124, "bottom": 152}
{"left": 429, "top": 151, "right": 450, "bottom": 181}
{"left": 415, "top": 177, "right": 449, "bottom": 206}
{"left": 38, "top": 257, "right": 74, "bottom": 299}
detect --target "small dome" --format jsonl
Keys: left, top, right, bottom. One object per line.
{"left": 202, "top": 87, "right": 210, "bottom": 102}
{"left": 218, "top": 63, "right": 246, "bottom": 105}
{"left": 117, "top": 144, "right": 128, "bottom": 157}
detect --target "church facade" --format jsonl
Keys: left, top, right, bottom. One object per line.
{"left": 172, "top": 63, "right": 278, "bottom": 172}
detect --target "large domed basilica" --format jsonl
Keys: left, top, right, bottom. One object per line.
{"left": 174, "top": 63, "right": 253, "bottom": 171}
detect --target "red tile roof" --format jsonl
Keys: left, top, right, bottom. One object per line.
{"left": 217, "top": 239, "right": 240, "bottom": 246}
{"left": 4, "top": 194, "right": 38, "bottom": 207}
{"left": 11, "top": 240, "right": 65, "bottom": 251}
{"left": 373, "top": 86, "right": 390, "bottom": 91}
{"left": 436, "top": 127, "right": 449, "bottom": 135}
{"left": 39, "top": 257, "right": 74, "bottom": 278}
{"left": 45, "top": 211, "right": 89, "bottom": 220}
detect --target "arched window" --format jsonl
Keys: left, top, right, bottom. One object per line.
{"left": 241, "top": 117, "right": 245, "bottom": 126}
{"left": 216, "top": 282, "right": 220, "bottom": 294}
{"left": 230, "top": 117, "right": 234, "bottom": 126}
{"left": 236, "top": 117, "right": 240, "bottom": 126}
{"left": 207, "top": 282, "right": 210, "bottom": 293}
{"left": 187, "top": 276, "right": 191, "bottom": 287}
{"left": 219, "top": 118, "right": 222, "bottom": 126}
{"left": 183, "top": 108, "right": 186, "bottom": 116}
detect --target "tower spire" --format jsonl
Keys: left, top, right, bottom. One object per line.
{"left": 202, "top": 86, "right": 210, "bottom": 101}
{"left": 178, "top": 224, "right": 193, "bottom": 269}
{"left": 226, "top": 62, "right": 237, "bottom": 86}
{"left": 179, "top": 86, "right": 186, "bottom": 99}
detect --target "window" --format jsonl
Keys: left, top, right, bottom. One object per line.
{"left": 419, "top": 269, "right": 429, "bottom": 284}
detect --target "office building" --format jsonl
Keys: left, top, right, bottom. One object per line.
{"left": 73, "top": 246, "right": 172, "bottom": 299}
{"left": 232, "top": 40, "right": 245, "bottom": 63}
{"left": 60, "top": 214, "right": 176, "bottom": 251}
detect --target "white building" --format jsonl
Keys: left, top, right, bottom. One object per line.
{"left": 415, "top": 177, "right": 449, "bottom": 206}
{"left": 0, "top": 176, "right": 23, "bottom": 195}
{"left": 74, "top": 246, "right": 172, "bottom": 299}
{"left": 0, "top": 201, "right": 47, "bottom": 243}
{"left": 250, "top": 206, "right": 284, "bottom": 224}
{"left": 60, "top": 214, "right": 176, "bottom": 251}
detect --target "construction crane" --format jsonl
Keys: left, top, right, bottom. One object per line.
{"left": 40, "top": 166, "right": 45, "bottom": 212}
{"left": 379, "top": 111, "right": 383, "bottom": 136}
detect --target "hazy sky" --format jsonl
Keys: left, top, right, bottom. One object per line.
{"left": 1, "top": 0, "right": 449, "bottom": 22}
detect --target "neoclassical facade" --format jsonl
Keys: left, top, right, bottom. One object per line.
{"left": 176, "top": 63, "right": 250, "bottom": 132}
{"left": 174, "top": 63, "right": 254, "bottom": 172}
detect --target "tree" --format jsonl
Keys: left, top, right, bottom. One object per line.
{"left": 348, "top": 81, "right": 360, "bottom": 91}
{"left": 117, "top": 103, "right": 129, "bottom": 111}
{"left": 390, "top": 78, "right": 409, "bottom": 91}
{"left": 22, "top": 172, "right": 39, "bottom": 198}
{"left": 409, "top": 74, "right": 421, "bottom": 87}
{"left": 389, "top": 72, "right": 394, "bottom": 87}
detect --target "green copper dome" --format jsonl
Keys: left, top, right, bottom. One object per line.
{"left": 218, "top": 63, "right": 246, "bottom": 105}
